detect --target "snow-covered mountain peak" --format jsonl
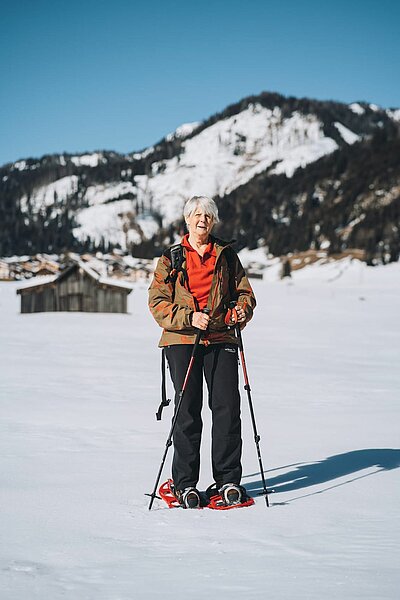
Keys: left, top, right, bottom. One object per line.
{"left": 387, "top": 108, "right": 400, "bottom": 122}
{"left": 62, "top": 100, "right": 348, "bottom": 248}
{"left": 129, "top": 103, "right": 339, "bottom": 227}
{"left": 70, "top": 153, "right": 105, "bottom": 167}
{"left": 166, "top": 121, "right": 201, "bottom": 141}
{"left": 349, "top": 102, "right": 365, "bottom": 115}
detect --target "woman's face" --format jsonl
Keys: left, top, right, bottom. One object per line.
{"left": 186, "top": 206, "right": 214, "bottom": 239}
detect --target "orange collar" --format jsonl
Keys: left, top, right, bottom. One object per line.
{"left": 182, "top": 234, "right": 216, "bottom": 258}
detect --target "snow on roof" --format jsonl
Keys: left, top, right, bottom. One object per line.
{"left": 97, "top": 276, "right": 135, "bottom": 290}
{"left": 16, "top": 259, "right": 134, "bottom": 293}
{"left": 16, "top": 275, "right": 57, "bottom": 290}
{"left": 63, "top": 259, "right": 134, "bottom": 290}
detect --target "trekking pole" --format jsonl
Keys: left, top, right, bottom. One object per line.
{"left": 146, "top": 310, "right": 209, "bottom": 510}
{"left": 231, "top": 302, "right": 270, "bottom": 507}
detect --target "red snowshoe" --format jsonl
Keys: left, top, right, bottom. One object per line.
{"left": 159, "top": 480, "right": 203, "bottom": 509}
{"left": 158, "top": 480, "right": 254, "bottom": 510}
{"left": 206, "top": 483, "right": 255, "bottom": 510}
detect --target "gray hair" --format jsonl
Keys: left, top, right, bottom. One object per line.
{"left": 183, "top": 195, "right": 220, "bottom": 224}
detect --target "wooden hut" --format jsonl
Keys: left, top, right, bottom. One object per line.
{"left": 17, "top": 258, "right": 133, "bottom": 314}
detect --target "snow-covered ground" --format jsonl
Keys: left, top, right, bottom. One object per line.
{"left": 1, "top": 262, "right": 399, "bottom": 599}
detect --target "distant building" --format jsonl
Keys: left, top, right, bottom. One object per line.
{"left": 32, "top": 260, "right": 60, "bottom": 277}
{"left": 247, "top": 269, "right": 264, "bottom": 280}
{"left": 16, "top": 258, "right": 133, "bottom": 314}
{"left": 0, "top": 260, "right": 10, "bottom": 280}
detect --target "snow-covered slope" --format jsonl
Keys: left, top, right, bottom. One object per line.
{"left": 20, "top": 175, "right": 79, "bottom": 215}
{"left": 0, "top": 263, "right": 399, "bottom": 599}
{"left": 55, "top": 103, "right": 343, "bottom": 246}
{"left": 132, "top": 105, "right": 339, "bottom": 224}
{"left": 334, "top": 121, "right": 361, "bottom": 144}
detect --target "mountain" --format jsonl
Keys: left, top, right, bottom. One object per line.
{"left": 1, "top": 91, "right": 399, "bottom": 262}
{"left": 216, "top": 128, "right": 400, "bottom": 264}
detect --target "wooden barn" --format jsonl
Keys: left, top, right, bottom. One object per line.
{"left": 17, "top": 259, "right": 133, "bottom": 314}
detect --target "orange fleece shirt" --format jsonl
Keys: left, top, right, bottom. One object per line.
{"left": 182, "top": 234, "right": 216, "bottom": 310}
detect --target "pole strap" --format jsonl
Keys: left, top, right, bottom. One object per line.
{"left": 224, "top": 306, "right": 238, "bottom": 326}
{"left": 156, "top": 348, "right": 172, "bottom": 421}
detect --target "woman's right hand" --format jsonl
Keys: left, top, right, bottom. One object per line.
{"left": 191, "top": 311, "right": 210, "bottom": 330}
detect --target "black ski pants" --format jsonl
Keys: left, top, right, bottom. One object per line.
{"left": 165, "top": 343, "right": 242, "bottom": 491}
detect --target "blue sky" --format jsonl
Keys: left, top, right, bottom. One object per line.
{"left": 1, "top": 0, "right": 399, "bottom": 166}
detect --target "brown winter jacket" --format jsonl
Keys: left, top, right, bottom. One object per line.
{"left": 148, "top": 236, "right": 256, "bottom": 347}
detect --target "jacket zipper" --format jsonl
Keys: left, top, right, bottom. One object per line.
{"left": 208, "top": 246, "right": 230, "bottom": 313}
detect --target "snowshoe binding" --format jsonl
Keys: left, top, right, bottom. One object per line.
{"left": 159, "top": 479, "right": 202, "bottom": 509}
{"left": 177, "top": 487, "right": 201, "bottom": 509}
{"left": 206, "top": 483, "right": 255, "bottom": 510}
{"left": 220, "top": 483, "right": 243, "bottom": 505}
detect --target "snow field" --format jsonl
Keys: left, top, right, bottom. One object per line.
{"left": 0, "top": 262, "right": 399, "bottom": 599}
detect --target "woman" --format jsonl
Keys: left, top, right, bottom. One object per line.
{"left": 148, "top": 195, "right": 256, "bottom": 508}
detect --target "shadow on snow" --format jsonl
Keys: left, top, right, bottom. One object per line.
{"left": 243, "top": 448, "right": 400, "bottom": 503}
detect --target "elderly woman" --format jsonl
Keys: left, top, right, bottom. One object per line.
{"left": 148, "top": 195, "right": 256, "bottom": 508}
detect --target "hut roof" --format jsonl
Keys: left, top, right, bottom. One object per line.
{"left": 16, "top": 258, "right": 134, "bottom": 294}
